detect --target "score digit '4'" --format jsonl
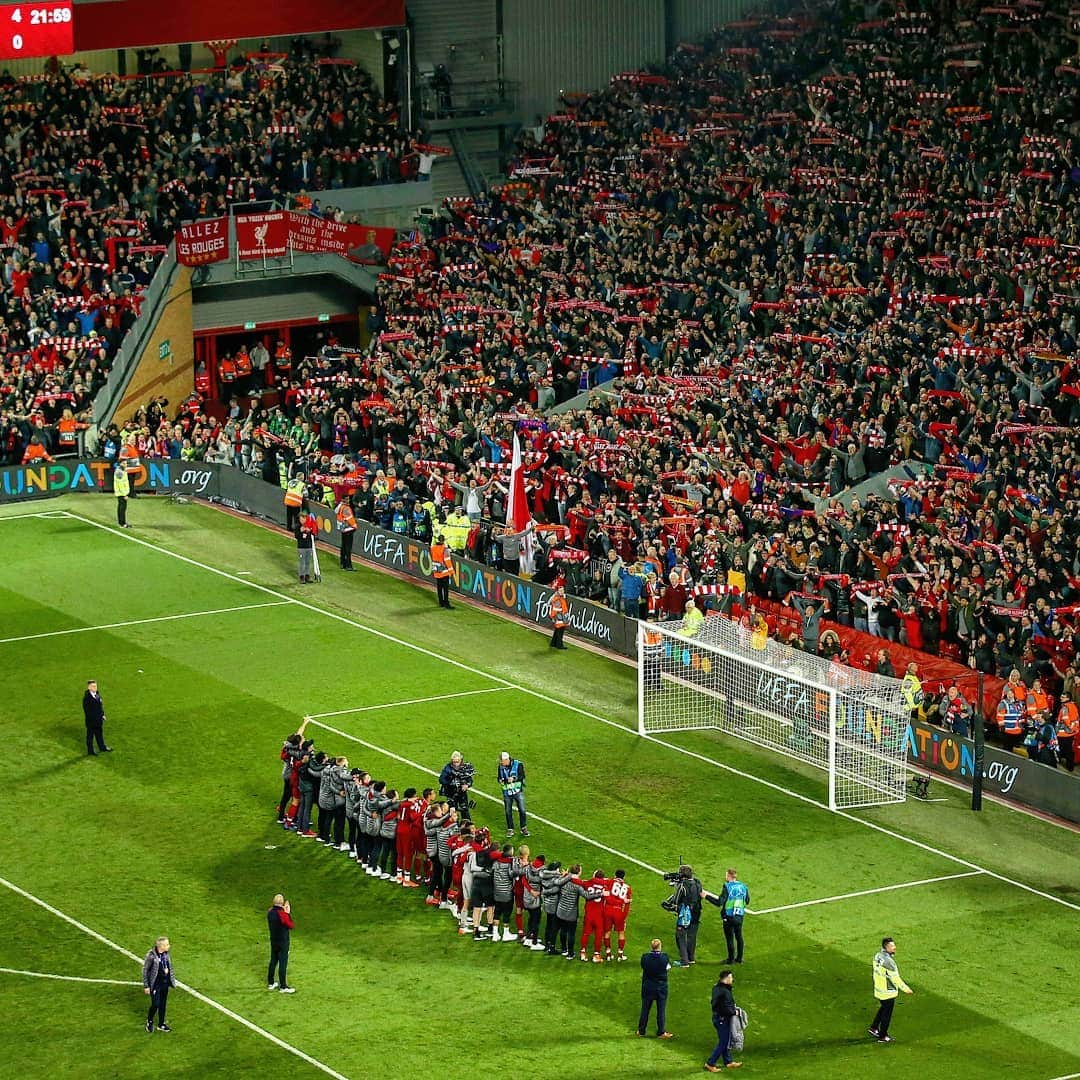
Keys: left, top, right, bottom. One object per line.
{"left": 9, "top": 6, "right": 20, "bottom": 20}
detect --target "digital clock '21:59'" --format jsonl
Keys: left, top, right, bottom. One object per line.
{"left": 0, "top": 2, "right": 75, "bottom": 60}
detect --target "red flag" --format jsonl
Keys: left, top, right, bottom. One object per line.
{"left": 506, "top": 433, "right": 536, "bottom": 573}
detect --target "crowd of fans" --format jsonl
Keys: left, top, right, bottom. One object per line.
{"left": 274, "top": 724, "right": 634, "bottom": 959}
{"left": 61, "top": 0, "right": 1080, "bottom": 755}
{"left": 240, "top": 2, "right": 1077, "bottom": 708}
{"left": 0, "top": 40, "right": 405, "bottom": 466}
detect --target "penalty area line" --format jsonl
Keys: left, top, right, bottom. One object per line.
{"left": 0, "top": 874, "right": 352, "bottom": 1080}
{"left": 62, "top": 511, "right": 1080, "bottom": 914}
{"left": 308, "top": 688, "right": 512, "bottom": 719}
{"left": 749, "top": 871, "right": 985, "bottom": 915}
{"left": 0, "top": 966, "right": 141, "bottom": 987}
{"left": 307, "top": 718, "right": 668, "bottom": 877}
{"left": 0, "top": 600, "right": 295, "bottom": 645}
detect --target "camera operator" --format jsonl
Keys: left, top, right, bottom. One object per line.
{"left": 670, "top": 864, "right": 704, "bottom": 968}
{"left": 439, "top": 750, "right": 476, "bottom": 822}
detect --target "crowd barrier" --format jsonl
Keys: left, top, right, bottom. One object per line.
{"left": 908, "top": 718, "right": 1079, "bottom": 824}
{"left": 4, "top": 458, "right": 1075, "bottom": 821}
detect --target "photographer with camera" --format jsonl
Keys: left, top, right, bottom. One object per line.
{"left": 664, "top": 865, "right": 704, "bottom": 968}
{"left": 439, "top": 750, "right": 476, "bottom": 822}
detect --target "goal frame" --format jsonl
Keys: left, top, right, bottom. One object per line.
{"left": 637, "top": 619, "right": 910, "bottom": 811}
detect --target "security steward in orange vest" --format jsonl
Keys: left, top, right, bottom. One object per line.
{"left": 430, "top": 534, "right": 454, "bottom": 609}
{"left": 549, "top": 585, "right": 570, "bottom": 650}
{"left": 1057, "top": 693, "right": 1079, "bottom": 772}
{"left": 336, "top": 495, "right": 358, "bottom": 571}
{"left": 642, "top": 626, "right": 663, "bottom": 690}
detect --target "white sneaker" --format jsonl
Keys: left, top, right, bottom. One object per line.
{"left": 338, "top": 842, "right": 349, "bottom": 852}
{"left": 438, "top": 901, "right": 453, "bottom": 910}
{"left": 267, "top": 983, "right": 278, "bottom": 990}
{"left": 379, "top": 871, "right": 392, "bottom": 880}
{"left": 529, "top": 942, "right": 547, "bottom": 951}
{"left": 502, "top": 928, "right": 517, "bottom": 941}
{"left": 279, "top": 987, "right": 296, "bottom": 994}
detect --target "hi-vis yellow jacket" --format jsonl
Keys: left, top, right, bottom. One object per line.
{"left": 873, "top": 950, "right": 911, "bottom": 1000}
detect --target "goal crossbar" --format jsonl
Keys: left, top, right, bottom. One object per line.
{"left": 639, "top": 617, "right": 910, "bottom": 810}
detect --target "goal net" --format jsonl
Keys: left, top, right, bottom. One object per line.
{"left": 638, "top": 617, "right": 910, "bottom": 810}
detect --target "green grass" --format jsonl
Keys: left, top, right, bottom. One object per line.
{"left": 0, "top": 496, "right": 1078, "bottom": 1080}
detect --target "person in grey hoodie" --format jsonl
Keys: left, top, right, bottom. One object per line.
{"left": 466, "top": 844, "right": 495, "bottom": 939}
{"left": 373, "top": 787, "right": 402, "bottom": 879}
{"left": 555, "top": 864, "right": 589, "bottom": 959}
{"left": 425, "top": 801, "right": 452, "bottom": 903}
{"left": 330, "top": 757, "right": 351, "bottom": 851}
{"left": 294, "top": 742, "right": 318, "bottom": 836}
{"left": 315, "top": 751, "right": 334, "bottom": 842}
{"left": 344, "top": 770, "right": 367, "bottom": 857}
{"left": 434, "top": 805, "right": 460, "bottom": 908}
{"left": 363, "top": 781, "right": 387, "bottom": 876}
{"left": 540, "top": 861, "right": 564, "bottom": 955}
{"left": 517, "top": 851, "right": 546, "bottom": 949}
{"left": 490, "top": 844, "right": 518, "bottom": 942}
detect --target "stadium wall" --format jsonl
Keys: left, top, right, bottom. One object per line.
{"left": 908, "top": 719, "right": 1080, "bottom": 824}
{"left": 6, "top": 462, "right": 1078, "bottom": 823}
{"left": 114, "top": 266, "right": 196, "bottom": 421}
{"left": 502, "top": 0, "right": 666, "bottom": 121}
{"left": 667, "top": 0, "right": 755, "bottom": 43}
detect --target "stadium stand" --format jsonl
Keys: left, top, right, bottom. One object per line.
{"left": 0, "top": 45, "right": 403, "bottom": 466}
{"left": 107, "top": 0, "right": 1080, "bottom": 741}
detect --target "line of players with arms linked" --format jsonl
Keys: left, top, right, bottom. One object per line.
{"left": 274, "top": 720, "right": 634, "bottom": 961}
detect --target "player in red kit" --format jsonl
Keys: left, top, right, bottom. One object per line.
{"left": 580, "top": 869, "right": 607, "bottom": 963}
{"left": 395, "top": 788, "right": 422, "bottom": 887}
{"left": 447, "top": 823, "right": 473, "bottom": 920}
{"left": 603, "top": 868, "right": 632, "bottom": 962}
{"left": 408, "top": 787, "right": 433, "bottom": 885}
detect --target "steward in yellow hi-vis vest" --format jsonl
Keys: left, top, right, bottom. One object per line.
{"left": 869, "top": 936, "right": 913, "bottom": 1043}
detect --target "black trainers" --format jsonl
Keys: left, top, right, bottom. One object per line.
{"left": 157, "top": 1023, "right": 171, "bottom": 1032}
{"left": 145, "top": 1019, "right": 153, "bottom": 1033}
{"left": 877, "top": 1035, "right": 893, "bottom": 1043}
{"left": 867, "top": 1029, "right": 879, "bottom": 1039}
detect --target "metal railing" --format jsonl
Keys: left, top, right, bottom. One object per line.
{"left": 418, "top": 78, "right": 518, "bottom": 119}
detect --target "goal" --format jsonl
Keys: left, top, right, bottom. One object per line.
{"left": 638, "top": 617, "right": 910, "bottom": 810}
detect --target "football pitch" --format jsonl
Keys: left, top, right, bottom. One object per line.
{"left": 1, "top": 497, "right": 1078, "bottom": 1080}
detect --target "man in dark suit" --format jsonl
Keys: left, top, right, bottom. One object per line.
{"left": 82, "top": 679, "right": 112, "bottom": 755}
{"left": 636, "top": 937, "right": 674, "bottom": 1038}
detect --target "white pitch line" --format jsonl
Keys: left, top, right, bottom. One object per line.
{"left": 308, "top": 718, "right": 667, "bottom": 876}
{"left": 749, "top": 871, "right": 985, "bottom": 915}
{"left": 63, "top": 511, "right": 1080, "bottom": 914}
{"left": 0, "top": 874, "right": 350, "bottom": 1080}
{"left": 0, "top": 511, "right": 63, "bottom": 521}
{"left": 1047, "top": 1073, "right": 1080, "bottom": 1080}
{"left": 0, "top": 600, "right": 294, "bottom": 645}
{"left": 309, "top": 688, "right": 512, "bottom": 719}
{"left": 0, "top": 966, "right": 141, "bottom": 987}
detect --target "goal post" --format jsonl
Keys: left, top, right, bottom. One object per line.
{"left": 638, "top": 617, "right": 910, "bottom": 810}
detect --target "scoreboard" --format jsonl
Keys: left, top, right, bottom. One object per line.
{"left": 0, "top": 2, "right": 75, "bottom": 61}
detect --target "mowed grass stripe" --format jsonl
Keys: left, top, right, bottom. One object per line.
{"left": 1, "top": 502, "right": 1076, "bottom": 1080}
{"left": 57, "top": 510, "right": 1080, "bottom": 914}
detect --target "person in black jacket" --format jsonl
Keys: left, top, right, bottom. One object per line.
{"left": 82, "top": 679, "right": 112, "bottom": 755}
{"left": 636, "top": 938, "right": 674, "bottom": 1038}
{"left": 673, "top": 864, "right": 704, "bottom": 967}
{"left": 703, "top": 970, "right": 742, "bottom": 1071}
